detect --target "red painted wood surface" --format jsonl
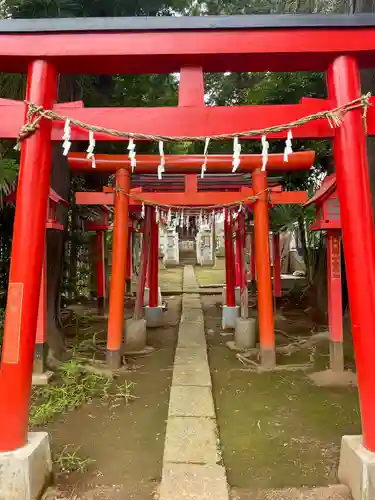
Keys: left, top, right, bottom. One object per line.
{"left": 272, "top": 234, "right": 282, "bottom": 298}
{"left": 326, "top": 231, "right": 343, "bottom": 344}
{"left": 5, "top": 98, "right": 370, "bottom": 141}
{"left": 224, "top": 209, "right": 236, "bottom": 308}
{"left": 68, "top": 152, "right": 315, "bottom": 172}
{"left": 0, "top": 60, "right": 57, "bottom": 452}
{"left": 252, "top": 169, "right": 275, "bottom": 362}
{"left": 76, "top": 189, "right": 307, "bottom": 208}
{"left": 149, "top": 208, "right": 159, "bottom": 308}
{"left": 35, "top": 252, "right": 47, "bottom": 345}
{"left": 106, "top": 169, "right": 130, "bottom": 367}
{"left": 2, "top": 28, "right": 375, "bottom": 74}
{"left": 327, "top": 56, "right": 375, "bottom": 451}
{"left": 96, "top": 231, "right": 105, "bottom": 299}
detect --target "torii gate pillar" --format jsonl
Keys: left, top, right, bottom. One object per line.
{"left": 328, "top": 56, "right": 375, "bottom": 496}
{"left": 0, "top": 61, "right": 57, "bottom": 452}
{"left": 252, "top": 169, "right": 276, "bottom": 367}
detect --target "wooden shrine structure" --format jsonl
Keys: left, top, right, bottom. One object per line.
{"left": 0, "top": 16, "right": 375, "bottom": 500}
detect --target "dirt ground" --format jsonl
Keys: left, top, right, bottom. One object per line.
{"left": 201, "top": 294, "right": 360, "bottom": 496}
{"left": 41, "top": 296, "right": 180, "bottom": 500}
{"left": 159, "top": 267, "right": 183, "bottom": 291}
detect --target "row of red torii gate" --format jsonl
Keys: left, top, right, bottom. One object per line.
{"left": 0, "top": 15, "right": 375, "bottom": 500}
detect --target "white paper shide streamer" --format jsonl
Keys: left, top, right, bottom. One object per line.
{"left": 86, "top": 130, "right": 96, "bottom": 169}
{"left": 232, "top": 136, "right": 241, "bottom": 173}
{"left": 261, "top": 135, "right": 269, "bottom": 172}
{"left": 141, "top": 202, "right": 145, "bottom": 219}
{"left": 158, "top": 141, "right": 165, "bottom": 180}
{"left": 283, "top": 129, "right": 293, "bottom": 162}
{"left": 128, "top": 137, "right": 137, "bottom": 172}
{"left": 201, "top": 138, "right": 210, "bottom": 179}
{"left": 62, "top": 119, "right": 72, "bottom": 156}
{"left": 155, "top": 206, "right": 160, "bottom": 224}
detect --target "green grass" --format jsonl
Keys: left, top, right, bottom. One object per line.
{"left": 29, "top": 359, "right": 135, "bottom": 426}
{"left": 55, "top": 445, "right": 95, "bottom": 474}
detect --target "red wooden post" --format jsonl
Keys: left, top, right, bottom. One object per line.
{"left": 252, "top": 169, "right": 276, "bottom": 367}
{"left": 106, "top": 168, "right": 130, "bottom": 369}
{"left": 326, "top": 230, "right": 344, "bottom": 372}
{"left": 224, "top": 209, "right": 236, "bottom": 307}
{"left": 0, "top": 60, "right": 57, "bottom": 451}
{"left": 327, "top": 56, "right": 375, "bottom": 451}
{"left": 250, "top": 230, "right": 256, "bottom": 282}
{"left": 134, "top": 206, "right": 152, "bottom": 320}
{"left": 235, "top": 225, "right": 242, "bottom": 288}
{"left": 149, "top": 207, "right": 159, "bottom": 308}
{"left": 272, "top": 233, "right": 282, "bottom": 298}
{"left": 96, "top": 231, "right": 105, "bottom": 315}
{"left": 125, "top": 230, "right": 132, "bottom": 293}
{"left": 34, "top": 249, "right": 47, "bottom": 374}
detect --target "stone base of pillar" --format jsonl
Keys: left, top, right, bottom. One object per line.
{"left": 235, "top": 317, "right": 257, "bottom": 349}
{"left": 32, "top": 371, "right": 54, "bottom": 386}
{"left": 145, "top": 306, "right": 164, "bottom": 328}
{"left": 222, "top": 305, "right": 240, "bottom": 330}
{"left": 123, "top": 318, "right": 147, "bottom": 352}
{"left": 0, "top": 432, "right": 52, "bottom": 500}
{"left": 330, "top": 340, "right": 345, "bottom": 372}
{"left": 106, "top": 349, "right": 122, "bottom": 369}
{"left": 144, "top": 287, "right": 162, "bottom": 307}
{"left": 260, "top": 347, "right": 276, "bottom": 368}
{"left": 338, "top": 435, "right": 375, "bottom": 500}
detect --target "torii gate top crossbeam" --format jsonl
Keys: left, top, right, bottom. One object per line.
{"left": 68, "top": 152, "right": 315, "bottom": 174}
{"left": 1, "top": 15, "right": 375, "bottom": 73}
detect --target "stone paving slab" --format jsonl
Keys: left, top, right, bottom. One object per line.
{"left": 178, "top": 325, "right": 206, "bottom": 348}
{"left": 159, "top": 463, "right": 229, "bottom": 500}
{"left": 163, "top": 417, "right": 219, "bottom": 464}
{"left": 174, "top": 347, "right": 208, "bottom": 365}
{"left": 169, "top": 386, "right": 215, "bottom": 418}
{"left": 172, "top": 362, "right": 212, "bottom": 387}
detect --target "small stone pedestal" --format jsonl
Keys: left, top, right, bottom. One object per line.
{"left": 145, "top": 306, "right": 164, "bottom": 328}
{"left": 222, "top": 305, "right": 240, "bottom": 330}
{"left": 123, "top": 318, "right": 147, "bottom": 352}
{"left": 0, "top": 432, "right": 52, "bottom": 500}
{"left": 144, "top": 287, "right": 162, "bottom": 307}
{"left": 338, "top": 435, "right": 375, "bottom": 500}
{"left": 234, "top": 317, "right": 257, "bottom": 349}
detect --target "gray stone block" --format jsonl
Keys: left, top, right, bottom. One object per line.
{"left": 159, "top": 463, "right": 229, "bottom": 500}
{"left": 174, "top": 347, "right": 208, "bottom": 365}
{"left": 164, "top": 417, "right": 218, "bottom": 464}
{"left": 169, "top": 386, "right": 215, "bottom": 418}
{"left": 0, "top": 432, "right": 52, "bottom": 500}
{"left": 338, "top": 435, "right": 375, "bottom": 500}
{"left": 178, "top": 324, "right": 206, "bottom": 348}
{"left": 172, "top": 362, "right": 212, "bottom": 387}
{"left": 222, "top": 305, "right": 240, "bottom": 330}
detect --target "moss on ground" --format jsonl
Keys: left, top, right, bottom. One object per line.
{"left": 202, "top": 295, "right": 360, "bottom": 489}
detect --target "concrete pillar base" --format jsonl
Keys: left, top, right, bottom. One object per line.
{"left": 123, "top": 318, "right": 147, "bottom": 352}
{"left": 235, "top": 317, "right": 257, "bottom": 349}
{"left": 330, "top": 340, "right": 345, "bottom": 372}
{"left": 0, "top": 432, "right": 52, "bottom": 500}
{"left": 145, "top": 306, "right": 164, "bottom": 328}
{"left": 106, "top": 349, "right": 122, "bottom": 369}
{"left": 260, "top": 347, "right": 276, "bottom": 368}
{"left": 144, "top": 287, "right": 162, "bottom": 307}
{"left": 222, "top": 305, "right": 240, "bottom": 330}
{"left": 32, "top": 371, "right": 54, "bottom": 386}
{"left": 338, "top": 435, "right": 375, "bottom": 500}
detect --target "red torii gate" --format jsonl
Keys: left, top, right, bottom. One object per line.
{"left": 73, "top": 157, "right": 312, "bottom": 364}
{"left": 0, "top": 18, "right": 374, "bottom": 500}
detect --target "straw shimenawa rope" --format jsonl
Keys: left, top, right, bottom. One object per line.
{"left": 114, "top": 186, "right": 272, "bottom": 211}
{"left": 14, "top": 93, "right": 372, "bottom": 150}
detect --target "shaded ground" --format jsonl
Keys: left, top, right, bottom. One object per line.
{"left": 195, "top": 265, "right": 225, "bottom": 287}
{"left": 159, "top": 266, "right": 183, "bottom": 292}
{"left": 41, "top": 296, "right": 180, "bottom": 500}
{"left": 201, "top": 295, "right": 360, "bottom": 493}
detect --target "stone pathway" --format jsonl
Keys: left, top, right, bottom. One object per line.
{"left": 159, "top": 265, "right": 229, "bottom": 500}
